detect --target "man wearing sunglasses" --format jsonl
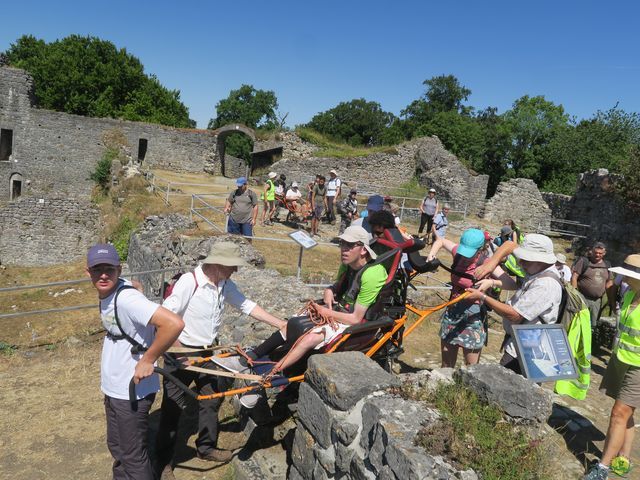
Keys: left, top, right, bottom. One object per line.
{"left": 86, "top": 243, "right": 184, "bottom": 480}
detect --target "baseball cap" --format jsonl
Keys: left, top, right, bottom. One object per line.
{"left": 500, "top": 225, "right": 513, "bottom": 237}
{"left": 338, "top": 226, "right": 377, "bottom": 259}
{"left": 457, "top": 229, "right": 485, "bottom": 258}
{"left": 366, "top": 195, "right": 384, "bottom": 212}
{"left": 291, "top": 181, "right": 299, "bottom": 187}
{"left": 330, "top": 169, "right": 337, "bottom": 175}
{"left": 87, "top": 243, "right": 120, "bottom": 267}
{"left": 429, "top": 188, "right": 436, "bottom": 193}
{"left": 513, "top": 234, "right": 557, "bottom": 264}
{"left": 236, "top": 177, "right": 247, "bottom": 186}
{"left": 350, "top": 188, "right": 357, "bottom": 194}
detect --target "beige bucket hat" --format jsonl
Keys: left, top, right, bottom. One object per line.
{"left": 202, "top": 242, "right": 249, "bottom": 267}
{"left": 609, "top": 254, "right": 640, "bottom": 281}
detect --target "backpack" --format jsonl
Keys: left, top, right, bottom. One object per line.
{"left": 538, "top": 271, "right": 589, "bottom": 329}
{"left": 163, "top": 271, "right": 198, "bottom": 300}
{"left": 574, "top": 256, "right": 611, "bottom": 278}
{"left": 111, "top": 284, "right": 147, "bottom": 354}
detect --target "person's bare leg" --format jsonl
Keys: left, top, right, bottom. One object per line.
{"left": 618, "top": 413, "right": 636, "bottom": 459}
{"left": 463, "top": 347, "right": 482, "bottom": 366}
{"left": 600, "top": 401, "right": 635, "bottom": 466}
{"left": 272, "top": 332, "right": 324, "bottom": 372}
{"left": 441, "top": 340, "right": 459, "bottom": 368}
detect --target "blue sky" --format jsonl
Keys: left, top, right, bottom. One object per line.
{"left": 2, "top": 1, "right": 639, "bottom": 129}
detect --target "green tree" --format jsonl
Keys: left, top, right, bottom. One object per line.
{"left": 304, "top": 98, "right": 396, "bottom": 146}
{"left": 4, "top": 35, "right": 193, "bottom": 128}
{"left": 208, "top": 84, "right": 278, "bottom": 129}
{"left": 401, "top": 74, "right": 472, "bottom": 136}
{"left": 500, "top": 95, "right": 570, "bottom": 183}
{"left": 475, "top": 107, "right": 512, "bottom": 194}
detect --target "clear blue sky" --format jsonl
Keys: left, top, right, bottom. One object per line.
{"left": 2, "top": 1, "right": 639, "bottom": 129}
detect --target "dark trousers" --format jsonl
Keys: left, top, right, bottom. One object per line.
{"left": 155, "top": 359, "right": 225, "bottom": 471}
{"left": 227, "top": 217, "right": 253, "bottom": 236}
{"left": 500, "top": 351, "right": 522, "bottom": 375}
{"left": 104, "top": 394, "right": 156, "bottom": 480}
{"left": 418, "top": 213, "right": 434, "bottom": 234}
{"left": 326, "top": 196, "right": 336, "bottom": 222}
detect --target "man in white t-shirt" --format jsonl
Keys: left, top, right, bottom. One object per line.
{"left": 87, "top": 243, "right": 184, "bottom": 480}
{"left": 466, "top": 234, "right": 562, "bottom": 375}
{"left": 155, "top": 242, "right": 286, "bottom": 475}
{"left": 326, "top": 169, "right": 342, "bottom": 224}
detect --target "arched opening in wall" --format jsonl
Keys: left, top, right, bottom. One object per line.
{"left": 217, "top": 130, "right": 254, "bottom": 179}
{"left": 9, "top": 173, "right": 22, "bottom": 200}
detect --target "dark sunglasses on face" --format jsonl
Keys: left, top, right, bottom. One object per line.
{"left": 339, "top": 240, "right": 363, "bottom": 250}
{"left": 89, "top": 265, "right": 119, "bottom": 275}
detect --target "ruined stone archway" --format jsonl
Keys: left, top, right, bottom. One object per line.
{"left": 212, "top": 124, "right": 256, "bottom": 178}
{"left": 9, "top": 172, "right": 23, "bottom": 200}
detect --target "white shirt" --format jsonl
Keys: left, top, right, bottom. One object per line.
{"left": 162, "top": 265, "right": 256, "bottom": 346}
{"left": 100, "top": 279, "right": 161, "bottom": 400}
{"left": 326, "top": 177, "right": 341, "bottom": 197}
{"left": 503, "top": 265, "right": 562, "bottom": 358}
{"left": 286, "top": 188, "right": 302, "bottom": 200}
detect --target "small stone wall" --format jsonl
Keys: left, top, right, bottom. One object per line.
{"left": 482, "top": 178, "right": 551, "bottom": 231}
{"left": 0, "top": 197, "right": 99, "bottom": 266}
{"left": 541, "top": 192, "right": 573, "bottom": 219}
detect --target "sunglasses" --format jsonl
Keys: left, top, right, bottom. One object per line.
{"left": 339, "top": 240, "right": 364, "bottom": 250}
{"left": 89, "top": 265, "right": 119, "bottom": 275}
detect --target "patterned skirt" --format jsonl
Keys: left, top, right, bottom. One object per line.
{"left": 439, "top": 301, "right": 487, "bottom": 350}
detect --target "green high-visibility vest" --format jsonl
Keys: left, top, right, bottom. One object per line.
{"left": 615, "top": 291, "right": 640, "bottom": 367}
{"left": 555, "top": 307, "right": 592, "bottom": 400}
{"left": 265, "top": 179, "right": 275, "bottom": 201}
{"left": 504, "top": 254, "right": 525, "bottom": 278}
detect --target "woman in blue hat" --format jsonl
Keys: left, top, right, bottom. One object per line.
{"left": 427, "top": 228, "right": 516, "bottom": 367}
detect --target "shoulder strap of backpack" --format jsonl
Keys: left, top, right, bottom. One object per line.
{"left": 113, "top": 284, "right": 147, "bottom": 354}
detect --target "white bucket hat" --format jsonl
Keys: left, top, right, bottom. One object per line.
{"left": 268, "top": 172, "right": 277, "bottom": 179}
{"left": 513, "top": 234, "right": 557, "bottom": 264}
{"left": 609, "top": 254, "right": 640, "bottom": 281}
{"left": 338, "top": 226, "right": 377, "bottom": 259}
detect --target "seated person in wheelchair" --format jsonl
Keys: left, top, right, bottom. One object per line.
{"left": 213, "top": 225, "right": 386, "bottom": 393}
{"left": 285, "top": 182, "right": 303, "bottom": 212}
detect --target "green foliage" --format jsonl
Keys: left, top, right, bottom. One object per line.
{"left": 0, "top": 341, "right": 17, "bottom": 355}
{"left": 90, "top": 149, "right": 118, "bottom": 191}
{"left": 304, "top": 98, "right": 396, "bottom": 146}
{"left": 411, "top": 382, "right": 548, "bottom": 480}
{"left": 223, "top": 132, "right": 253, "bottom": 164}
{"left": 617, "top": 146, "right": 640, "bottom": 209}
{"left": 209, "top": 84, "right": 278, "bottom": 129}
{"left": 110, "top": 216, "right": 138, "bottom": 261}
{"left": 295, "top": 127, "right": 398, "bottom": 158}
{"left": 5, "top": 34, "right": 192, "bottom": 127}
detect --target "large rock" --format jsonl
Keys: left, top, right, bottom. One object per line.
{"left": 305, "top": 352, "right": 400, "bottom": 411}
{"left": 296, "top": 382, "right": 343, "bottom": 448}
{"left": 482, "top": 178, "right": 551, "bottom": 231}
{"left": 454, "top": 364, "right": 552, "bottom": 424}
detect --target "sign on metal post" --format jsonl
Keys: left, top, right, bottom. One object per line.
{"left": 289, "top": 230, "right": 318, "bottom": 279}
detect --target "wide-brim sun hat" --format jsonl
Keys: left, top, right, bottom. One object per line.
{"left": 268, "top": 172, "right": 277, "bottom": 179}
{"left": 609, "top": 254, "right": 640, "bottom": 281}
{"left": 513, "top": 234, "right": 557, "bottom": 264}
{"left": 457, "top": 229, "right": 486, "bottom": 258}
{"left": 556, "top": 253, "right": 567, "bottom": 264}
{"left": 338, "top": 226, "right": 377, "bottom": 259}
{"left": 202, "top": 242, "right": 249, "bottom": 267}
{"left": 291, "top": 182, "right": 299, "bottom": 188}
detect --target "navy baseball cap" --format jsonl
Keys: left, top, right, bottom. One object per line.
{"left": 236, "top": 177, "right": 247, "bottom": 186}
{"left": 367, "top": 195, "right": 384, "bottom": 212}
{"left": 87, "top": 243, "right": 120, "bottom": 267}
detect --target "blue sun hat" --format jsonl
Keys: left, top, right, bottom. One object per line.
{"left": 457, "top": 229, "right": 486, "bottom": 258}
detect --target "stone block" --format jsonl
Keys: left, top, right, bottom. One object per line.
{"left": 288, "top": 466, "right": 305, "bottom": 480}
{"left": 454, "top": 364, "right": 552, "bottom": 424}
{"left": 297, "top": 382, "right": 343, "bottom": 448}
{"left": 291, "top": 427, "right": 316, "bottom": 480}
{"left": 378, "top": 465, "right": 397, "bottom": 480}
{"left": 350, "top": 455, "right": 376, "bottom": 480}
{"left": 332, "top": 421, "right": 359, "bottom": 446}
{"left": 312, "top": 463, "right": 329, "bottom": 480}
{"left": 305, "top": 352, "right": 400, "bottom": 411}
{"left": 335, "top": 443, "right": 355, "bottom": 474}
{"left": 314, "top": 445, "right": 336, "bottom": 475}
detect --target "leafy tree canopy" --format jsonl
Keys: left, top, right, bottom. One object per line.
{"left": 208, "top": 84, "right": 278, "bottom": 130}
{"left": 4, "top": 34, "right": 193, "bottom": 128}
{"left": 304, "top": 98, "right": 396, "bottom": 146}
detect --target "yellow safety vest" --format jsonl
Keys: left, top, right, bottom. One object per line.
{"left": 555, "top": 307, "right": 591, "bottom": 400}
{"left": 615, "top": 291, "right": 640, "bottom": 367}
{"left": 504, "top": 254, "right": 525, "bottom": 278}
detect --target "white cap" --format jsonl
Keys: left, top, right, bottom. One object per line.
{"left": 291, "top": 182, "right": 298, "bottom": 187}
{"left": 338, "top": 226, "right": 377, "bottom": 259}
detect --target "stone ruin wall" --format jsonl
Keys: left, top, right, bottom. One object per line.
{"left": 270, "top": 135, "right": 489, "bottom": 215}
{"left": 0, "top": 66, "right": 218, "bottom": 202}
{"left": 482, "top": 178, "right": 552, "bottom": 231}
{"left": 0, "top": 197, "right": 99, "bottom": 266}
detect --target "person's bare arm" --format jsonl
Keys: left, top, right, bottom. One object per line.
{"left": 474, "top": 240, "right": 518, "bottom": 279}
{"left": 570, "top": 271, "right": 579, "bottom": 289}
{"left": 606, "top": 279, "right": 617, "bottom": 314}
{"left": 224, "top": 198, "right": 232, "bottom": 214}
{"left": 249, "top": 304, "right": 287, "bottom": 330}
{"left": 465, "top": 288, "right": 525, "bottom": 323}
{"left": 314, "top": 301, "right": 368, "bottom": 326}
{"left": 251, "top": 203, "right": 258, "bottom": 225}
{"left": 134, "top": 307, "right": 184, "bottom": 383}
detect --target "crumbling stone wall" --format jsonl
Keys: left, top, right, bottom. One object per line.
{"left": 0, "top": 66, "right": 217, "bottom": 201}
{"left": 541, "top": 192, "right": 572, "bottom": 219}
{"left": 0, "top": 197, "right": 99, "bottom": 266}
{"left": 482, "top": 178, "right": 551, "bottom": 231}
{"left": 270, "top": 136, "right": 489, "bottom": 214}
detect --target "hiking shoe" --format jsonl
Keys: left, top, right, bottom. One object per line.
{"left": 197, "top": 448, "right": 233, "bottom": 463}
{"left": 611, "top": 456, "right": 632, "bottom": 477}
{"left": 583, "top": 464, "right": 610, "bottom": 480}
{"left": 211, "top": 355, "right": 249, "bottom": 373}
{"left": 239, "top": 382, "right": 263, "bottom": 409}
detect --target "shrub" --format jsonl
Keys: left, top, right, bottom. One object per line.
{"left": 90, "top": 148, "right": 118, "bottom": 191}
{"left": 110, "top": 216, "right": 138, "bottom": 261}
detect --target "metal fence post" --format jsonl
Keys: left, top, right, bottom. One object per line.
{"left": 296, "top": 246, "right": 304, "bottom": 280}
